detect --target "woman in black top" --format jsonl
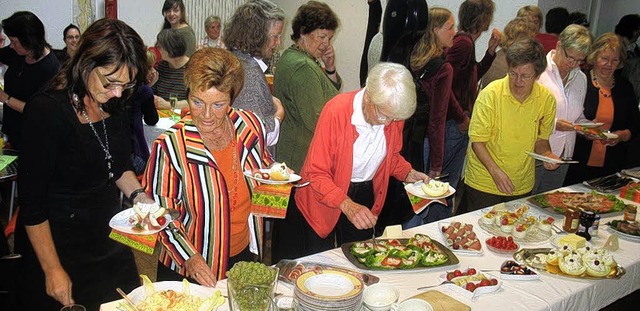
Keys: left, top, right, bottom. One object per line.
{"left": 15, "top": 18, "right": 155, "bottom": 310}
{"left": 0, "top": 11, "right": 60, "bottom": 150}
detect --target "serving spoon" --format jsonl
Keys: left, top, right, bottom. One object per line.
{"left": 116, "top": 287, "right": 140, "bottom": 311}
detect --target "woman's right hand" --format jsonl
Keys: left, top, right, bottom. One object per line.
{"left": 488, "top": 166, "right": 514, "bottom": 195}
{"left": 45, "top": 266, "right": 74, "bottom": 306}
{"left": 184, "top": 254, "right": 216, "bottom": 287}
{"left": 339, "top": 199, "right": 377, "bottom": 230}
{"left": 556, "top": 119, "right": 575, "bottom": 132}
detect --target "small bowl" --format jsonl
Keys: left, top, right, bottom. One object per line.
{"left": 394, "top": 299, "right": 434, "bottom": 311}
{"left": 363, "top": 283, "right": 399, "bottom": 311}
{"left": 485, "top": 238, "right": 519, "bottom": 255}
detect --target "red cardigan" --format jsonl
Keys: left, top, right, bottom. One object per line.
{"left": 294, "top": 90, "right": 414, "bottom": 238}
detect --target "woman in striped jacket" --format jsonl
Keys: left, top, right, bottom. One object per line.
{"left": 143, "top": 48, "right": 274, "bottom": 286}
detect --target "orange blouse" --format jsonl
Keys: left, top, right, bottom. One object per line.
{"left": 587, "top": 85, "right": 614, "bottom": 167}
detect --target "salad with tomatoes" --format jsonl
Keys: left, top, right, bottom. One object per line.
{"left": 349, "top": 234, "right": 449, "bottom": 270}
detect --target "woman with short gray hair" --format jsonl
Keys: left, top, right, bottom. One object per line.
{"left": 198, "top": 15, "right": 225, "bottom": 49}
{"left": 272, "top": 62, "right": 429, "bottom": 261}
{"left": 534, "top": 24, "right": 592, "bottom": 193}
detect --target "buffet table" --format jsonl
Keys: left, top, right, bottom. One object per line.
{"left": 101, "top": 183, "right": 640, "bottom": 311}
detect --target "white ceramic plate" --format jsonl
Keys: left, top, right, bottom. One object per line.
{"left": 573, "top": 122, "right": 604, "bottom": 128}
{"left": 525, "top": 152, "right": 579, "bottom": 164}
{"left": 499, "top": 270, "right": 541, "bottom": 281}
{"left": 438, "top": 273, "right": 502, "bottom": 298}
{"left": 405, "top": 181, "right": 456, "bottom": 200}
{"left": 109, "top": 208, "right": 171, "bottom": 235}
{"left": 243, "top": 169, "right": 302, "bottom": 185}
{"left": 549, "top": 234, "right": 595, "bottom": 248}
{"left": 602, "top": 132, "right": 619, "bottom": 139}
{"left": 127, "top": 280, "right": 221, "bottom": 304}
{"left": 295, "top": 269, "right": 363, "bottom": 301}
{"left": 438, "top": 222, "right": 483, "bottom": 256}
{"left": 606, "top": 225, "right": 640, "bottom": 241}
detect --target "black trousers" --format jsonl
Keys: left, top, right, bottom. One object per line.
{"left": 456, "top": 183, "right": 530, "bottom": 215}
{"left": 271, "top": 181, "right": 375, "bottom": 264}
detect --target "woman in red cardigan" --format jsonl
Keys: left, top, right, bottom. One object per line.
{"left": 272, "top": 62, "right": 430, "bottom": 261}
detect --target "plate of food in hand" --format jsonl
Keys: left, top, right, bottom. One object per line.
{"left": 478, "top": 205, "right": 554, "bottom": 243}
{"left": 574, "top": 125, "right": 617, "bottom": 140}
{"left": 341, "top": 234, "right": 458, "bottom": 271}
{"left": 405, "top": 179, "right": 456, "bottom": 200}
{"left": 573, "top": 122, "right": 604, "bottom": 128}
{"left": 439, "top": 267, "right": 502, "bottom": 298}
{"left": 439, "top": 221, "right": 483, "bottom": 255}
{"left": 514, "top": 234, "right": 626, "bottom": 280}
{"left": 109, "top": 202, "right": 172, "bottom": 235}
{"left": 527, "top": 191, "right": 626, "bottom": 215}
{"left": 243, "top": 162, "right": 301, "bottom": 185}
{"left": 119, "top": 275, "right": 225, "bottom": 311}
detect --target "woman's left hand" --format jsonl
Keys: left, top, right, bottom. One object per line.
{"left": 184, "top": 254, "right": 216, "bottom": 287}
{"left": 604, "top": 129, "right": 631, "bottom": 146}
{"left": 405, "top": 170, "right": 430, "bottom": 183}
{"left": 487, "top": 28, "right": 501, "bottom": 54}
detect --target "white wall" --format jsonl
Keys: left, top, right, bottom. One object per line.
{"left": 592, "top": 0, "right": 640, "bottom": 37}
{"left": 0, "top": 0, "right": 72, "bottom": 49}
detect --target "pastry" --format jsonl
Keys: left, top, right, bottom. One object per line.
{"left": 513, "top": 223, "right": 528, "bottom": 238}
{"left": 269, "top": 162, "right": 290, "bottom": 181}
{"left": 546, "top": 248, "right": 563, "bottom": 265}
{"left": 558, "top": 253, "right": 586, "bottom": 276}
{"left": 584, "top": 258, "right": 611, "bottom": 277}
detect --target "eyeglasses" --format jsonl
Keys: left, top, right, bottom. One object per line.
{"left": 269, "top": 34, "right": 282, "bottom": 40}
{"left": 65, "top": 35, "right": 80, "bottom": 40}
{"left": 95, "top": 70, "right": 136, "bottom": 91}
{"left": 374, "top": 105, "right": 397, "bottom": 122}
{"left": 508, "top": 71, "right": 535, "bottom": 82}
{"left": 562, "top": 46, "right": 585, "bottom": 65}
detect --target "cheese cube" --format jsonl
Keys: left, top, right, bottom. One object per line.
{"left": 559, "top": 234, "right": 586, "bottom": 249}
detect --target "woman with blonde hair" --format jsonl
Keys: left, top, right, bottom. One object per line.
{"left": 565, "top": 33, "right": 640, "bottom": 185}
{"left": 517, "top": 5, "right": 543, "bottom": 34}
{"left": 403, "top": 7, "right": 463, "bottom": 226}
{"left": 481, "top": 17, "right": 537, "bottom": 88}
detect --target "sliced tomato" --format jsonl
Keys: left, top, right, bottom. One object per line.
{"left": 381, "top": 257, "right": 402, "bottom": 268}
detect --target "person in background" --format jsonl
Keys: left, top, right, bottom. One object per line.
{"left": 274, "top": 1, "right": 341, "bottom": 172}
{"left": 534, "top": 25, "right": 592, "bottom": 194}
{"left": 536, "top": 7, "right": 570, "bottom": 54}
{"left": 481, "top": 17, "right": 537, "bottom": 89}
{"left": 568, "top": 12, "right": 590, "bottom": 29}
{"left": 402, "top": 7, "right": 461, "bottom": 227}
{"left": 516, "top": 5, "right": 543, "bottom": 35}
{"left": 565, "top": 33, "right": 640, "bottom": 185}
{"left": 458, "top": 37, "right": 559, "bottom": 213}
{"left": 143, "top": 48, "right": 274, "bottom": 286}
{"left": 0, "top": 11, "right": 60, "bottom": 150}
{"left": 161, "top": 0, "right": 196, "bottom": 57}
{"left": 272, "top": 62, "right": 429, "bottom": 261}
{"left": 53, "top": 24, "right": 80, "bottom": 64}
{"left": 152, "top": 28, "right": 189, "bottom": 111}
{"left": 15, "top": 18, "right": 152, "bottom": 310}
{"left": 359, "top": 0, "right": 382, "bottom": 86}
{"left": 224, "top": 0, "right": 285, "bottom": 155}
{"left": 444, "top": 0, "right": 500, "bottom": 193}
{"left": 615, "top": 14, "right": 640, "bottom": 59}
{"left": 129, "top": 49, "right": 159, "bottom": 175}
{"left": 198, "top": 15, "right": 225, "bottom": 49}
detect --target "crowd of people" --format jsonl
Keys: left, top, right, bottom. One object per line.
{"left": 0, "top": 0, "right": 639, "bottom": 310}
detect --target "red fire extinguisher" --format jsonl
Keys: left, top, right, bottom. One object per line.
{"left": 105, "top": 0, "right": 117, "bottom": 19}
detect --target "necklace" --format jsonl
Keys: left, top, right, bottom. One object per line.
{"left": 229, "top": 140, "right": 239, "bottom": 211}
{"left": 591, "top": 70, "right": 614, "bottom": 98}
{"left": 81, "top": 106, "right": 114, "bottom": 181}
{"left": 292, "top": 43, "right": 322, "bottom": 67}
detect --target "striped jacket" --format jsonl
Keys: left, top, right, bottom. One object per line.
{"left": 143, "top": 109, "right": 273, "bottom": 279}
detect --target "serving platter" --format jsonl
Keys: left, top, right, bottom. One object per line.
{"left": 243, "top": 169, "right": 301, "bottom": 185}
{"left": 109, "top": 208, "right": 172, "bottom": 235}
{"left": 437, "top": 272, "right": 503, "bottom": 298}
{"left": 513, "top": 248, "right": 626, "bottom": 280}
{"left": 127, "top": 280, "right": 221, "bottom": 305}
{"left": 606, "top": 221, "right": 640, "bottom": 242}
{"left": 527, "top": 191, "right": 626, "bottom": 215}
{"left": 405, "top": 181, "right": 456, "bottom": 200}
{"left": 340, "top": 238, "right": 459, "bottom": 271}
{"left": 438, "top": 222, "right": 483, "bottom": 255}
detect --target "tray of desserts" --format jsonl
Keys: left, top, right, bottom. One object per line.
{"left": 477, "top": 205, "right": 554, "bottom": 243}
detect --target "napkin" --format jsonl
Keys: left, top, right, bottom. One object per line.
{"left": 109, "top": 230, "right": 158, "bottom": 255}
{"left": 408, "top": 193, "right": 448, "bottom": 214}
{"left": 251, "top": 183, "right": 293, "bottom": 218}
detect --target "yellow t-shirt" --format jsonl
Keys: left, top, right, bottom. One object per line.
{"left": 465, "top": 76, "right": 556, "bottom": 195}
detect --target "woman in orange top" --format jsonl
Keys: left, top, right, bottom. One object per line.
{"left": 565, "top": 33, "right": 640, "bottom": 185}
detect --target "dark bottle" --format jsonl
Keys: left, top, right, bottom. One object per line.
{"left": 576, "top": 211, "right": 596, "bottom": 241}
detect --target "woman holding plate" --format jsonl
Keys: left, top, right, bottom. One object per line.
{"left": 143, "top": 48, "right": 275, "bottom": 286}
{"left": 564, "top": 33, "right": 640, "bottom": 185}
{"left": 15, "top": 19, "right": 152, "bottom": 310}
{"left": 272, "top": 62, "right": 430, "bottom": 262}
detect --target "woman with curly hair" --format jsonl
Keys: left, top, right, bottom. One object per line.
{"left": 274, "top": 1, "right": 341, "bottom": 172}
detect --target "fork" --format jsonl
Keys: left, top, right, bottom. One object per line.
{"left": 417, "top": 280, "right": 454, "bottom": 290}
{"left": 371, "top": 227, "right": 378, "bottom": 246}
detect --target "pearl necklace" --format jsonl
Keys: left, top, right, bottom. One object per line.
{"left": 81, "top": 104, "right": 114, "bottom": 182}
{"left": 591, "top": 70, "right": 614, "bottom": 98}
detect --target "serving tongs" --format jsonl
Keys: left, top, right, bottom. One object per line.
{"left": 116, "top": 287, "right": 140, "bottom": 311}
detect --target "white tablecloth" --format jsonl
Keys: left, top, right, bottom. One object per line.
{"left": 101, "top": 183, "right": 640, "bottom": 311}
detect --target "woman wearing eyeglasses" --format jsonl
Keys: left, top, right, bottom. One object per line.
{"left": 53, "top": 24, "right": 81, "bottom": 64}
{"left": 0, "top": 11, "right": 60, "bottom": 150}
{"left": 564, "top": 33, "right": 640, "bottom": 185}
{"left": 15, "top": 18, "right": 153, "bottom": 310}
{"left": 272, "top": 62, "right": 430, "bottom": 261}
{"left": 533, "top": 25, "right": 592, "bottom": 194}
{"left": 458, "top": 38, "right": 560, "bottom": 214}
{"left": 274, "top": 1, "right": 341, "bottom": 172}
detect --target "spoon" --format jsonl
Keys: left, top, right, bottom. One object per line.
{"left": 116, "top": 287, "right": 140, "bottom": 311}
{"left": 293, "top": 181, "right": 311, "bottom": 188}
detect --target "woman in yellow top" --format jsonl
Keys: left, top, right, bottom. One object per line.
{"left": 458, "top": 37, "right": 560, "bottom": 214}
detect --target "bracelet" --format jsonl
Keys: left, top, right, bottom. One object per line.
{"left": 129, "top": 188, "right": 146, "bottom": 202}
{"left": 325, "top": 68, "right": 336, "bottom": 75}
{"left": 4, "top": 96, "right": 11, "bottom": 105}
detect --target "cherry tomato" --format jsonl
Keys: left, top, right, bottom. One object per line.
{"left": 465, "top": 282, "right": 477, "bottom": 292}
{"left": 479, "top": 279, "right": 491, "bottom": 287}
{"left": 446, "top": 272, "right": 456, "bottom": 281}
{"left": 467, "top": 268, "right": 477, "bottom": 275}
{"left": 453, "top": 269, "right": 463, "bottom": 278}
{"left": 490, "top": 278, "right": 498, "bottom": 286}
{"left": 156, "top": 216, "right": 167, "bottom": 226}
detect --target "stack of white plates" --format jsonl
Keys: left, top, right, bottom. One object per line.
{"left": 294, "top": 268, "right": 364, "bottom": 311}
